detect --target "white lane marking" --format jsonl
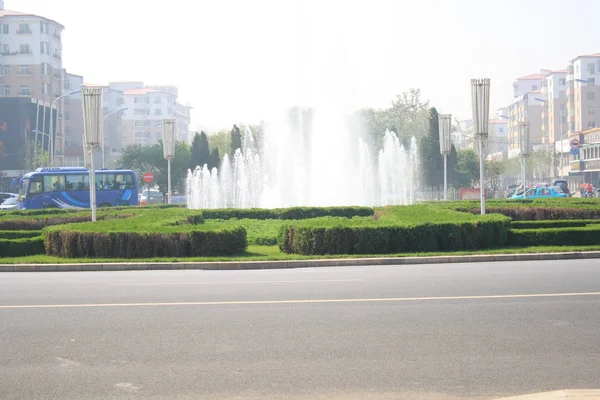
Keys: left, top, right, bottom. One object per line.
{"left": 1, "top": 292, "right": 600, "bottom": 310}
{"left": 110, "top": 279, "right": 365, "bottom": 286}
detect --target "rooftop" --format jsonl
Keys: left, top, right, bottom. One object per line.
{"left": 123, "top": 88, "right": 159, "bottom": 95}
{"left": 517, "top": 73, "right": 547, "bottom": 80}
{"left": 570, "top": 52, "right": 600, "bottom": 62}
{"left": 0, "top": 8, "right": 64, "bottom": 29}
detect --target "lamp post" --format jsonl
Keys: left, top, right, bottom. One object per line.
{"left": 81, "top": 85, "right": 104, "bottom": 222}
{"left": 471, "top": 78, "right": 491, "bottom": 215}
{"left": 161, "top": 119, "right": 176, "bottom": 204}
{"left": 50, "top": 89, "right": 81, "bottom": 165}
{"left": 534, "top": 97, "right": 562, "bottom": 180}
{"left": 438, "top": 114, "right": 452, "bottom": 201}
{"left": 101, "top": 107, "right": 128, "bottom": 169}
{"left": 519, "top": 122, "right": 530, "bottom": 199}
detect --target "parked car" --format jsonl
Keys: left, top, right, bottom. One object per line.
{"left": 0, "top": 197, "right": 19, "bottom": 211}
{"left": 139, "top": 189, "right": 164, "bottom": 205}
{"left": 510, "top": 186, "right": 567, "bottom": 200}
{"left": 0, "top": 192, "right": 17, "bottom": 203}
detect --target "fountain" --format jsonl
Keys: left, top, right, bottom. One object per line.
{"left": 186, "top": 115, "right": 420, "bottom": 209}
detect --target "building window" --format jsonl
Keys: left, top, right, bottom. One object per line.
{"left": 559, "top": 78, "right": 566, "bottom": 85}
{"left": 589, "top": 121, "right": 596, "bottom": 129}
{"left": 134, "top": 97, "right": 144, "bottom": 103}
{"left": 17, "top": 23, "right": 31, "bottom": 34}
{"left": 154, "top": 109, "right": 162, "bottom": 115}
{"left": 19, "top": 85, "right": 31, "bottom": 96}
{"left": 42, "top": 83, "right": 48, "bottom": 95}
{"left": 589, "top": 106, "right": 596, "bottom": 115}
{"left": 116, "top": 97, "right": 125, "bottom": 106}
{"left": 532, "top": 85, "right": 538, "bottom": 91}
{"left": 17, "top": 66, "right": 32, "bottom": 76}
{"left": 41, "top": 63, "right": 49, "bottom": 75}
{"left": 2, "top": 24, "right": 8, "bottom": 35}
{"left": 588, "top": 92, "right": 596, "bottom": 101}
{"left": 561, "top": 116, "right": 567, "bottom": 123}
{"left": 134, "top": 108, "right": 147, "bottom": 115}
{"left": 64, "top": 81, "right": 71, "bottom": 90}
{"left": 65, "top": 111, "right": 71, "bottom": 120}
{"left": 134, "top": 131, "right": 151, "bottom": 139}
{"left": 589, "top": 78, "right": 596, "bottom": 85}
{"left": 19, "top": 44, "right": 31, "bottom": 54}
{"left": 40, "top": 42, "right": 49, "bottom": 54}
{"left": 168, "top": 107, "right": 173, "bottom": 114}
{"left": 2, "top": 65, "right": 9, "bottom": 76}
{"left": 40, "top": 22, "right": 49, "bottom": 34}
{"left": 154, "top": 97, "right": 162, "bottom": 104}
{"left": 498, "top": 127, "right": 504, "bottom": 133}
{"left": 588, "top": 63, "right": 596, "bottom": 75}
{"left": 2, "top": 44, "right": 8, "bottom": 54}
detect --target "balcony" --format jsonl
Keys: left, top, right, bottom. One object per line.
{"left": 16, "top": 29, "right": 32, "bottom": 35}
{"left": 53, "top": 71, "right": 62, "bottom": 79}
{"left": 1, "top": 51, "right": 19, "bottom": 56}
{"left": 52, "top": 33, "right": 61, "bottom": 41}
{"left": 52, "top": 53, "right": 62, "bottom": 61}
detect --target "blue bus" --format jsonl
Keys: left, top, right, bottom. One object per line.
{"left": 17, "top": 167, "right": 139, "bottom": 209}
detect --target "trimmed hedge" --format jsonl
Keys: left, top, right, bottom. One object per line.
{"left": 44, "top": 228, "right": 247, "bottom": 258}
{"left": 457, "top": 207, "right": 600, "bottom": 221}
{"left": 279, "top": 218, "right": 511, "bottom": 255}
{"left": 510, "top": 220, "right": 600, "bottom": 229}
{"left": 0, "top": 216, "right": 91, "bottom": 230}
{"left": 0, "top": 237, "right": 45, "bottom": 257}
{"left": 0, "top": 230, "right": 43, "bottom": 239}
{"left": 509, "top": 226, "right": 600, "bottom": 247}
{"left": 202, "top": 207, "right": 374, "bottom": 221}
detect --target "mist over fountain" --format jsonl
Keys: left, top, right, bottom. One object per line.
{"left": 187, "top": 113, "right": 420, "bottom": 209}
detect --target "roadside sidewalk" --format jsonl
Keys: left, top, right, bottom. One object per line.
{"left": 1, "top": 250, "right": 600, "bottom": 272}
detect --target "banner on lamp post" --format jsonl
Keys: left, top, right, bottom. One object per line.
{"left": 162, "top": 119, "right": 176, "bottom": 160}
{"left": 438, "top": 114, "right": 452, "bottom": 155}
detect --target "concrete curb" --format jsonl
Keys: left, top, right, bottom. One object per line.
{"left": 492, "top": 389, "right": 600, "bottom": 399}
{"left": 2, "top": 251, "right": 600, "bottom": 272}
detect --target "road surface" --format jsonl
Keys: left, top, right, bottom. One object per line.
{"left": 1, "top": 259, "right": 599, "bottom": 400}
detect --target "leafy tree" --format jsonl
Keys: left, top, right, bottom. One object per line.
{"left": 485, "top": 160, "right": 505, "bottom": 190}
{"left": 231, "top": 124, "right": 242, "bottom": 154}
{"left": 454, "top": 149, "right": 480, "bottom": 188}
{"left": 190, "top": 132, "right": 210, "bottom": 169}
{"left": 208, "top": 147, "right": 220, "bottom": 170}
{"left": 209, "top": 129, "right": 232, "bottom": 157}
{"left": 447, "top": 144, "right": 459, "bottom": 188}
{"left": 120, "top": 140, "right": 191, "bottom": 195}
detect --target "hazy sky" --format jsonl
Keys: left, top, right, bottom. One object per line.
{"left": 8, "top": 0, "right": 600, "bottom": 131}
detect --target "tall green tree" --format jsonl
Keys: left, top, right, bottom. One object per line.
{"left": 231, "top": 124, "right": 242, "bottom": 154}
{"left": 209, "top": 129, "right": 232, "bottom": 158}
{"left": 454, "top": 149, "right": 480, "bottom": 188}
{"left": 419, "top": 107, "right": 443, "bottom": 189}
{"left": 208, "top": 147, "right": 220, "bottom": 170}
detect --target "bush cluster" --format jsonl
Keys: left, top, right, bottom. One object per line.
{"left": 456, "top": 207, "right": 600, "bottom": 221}
{"left": 202, "top": 207, "right": 374, "bottom": 221}
{"left": 279, "top": 216, "right": 510, "bottom": 255}
{"left": 509, "top": 225, "right": 600, "bottom": 247}
{"left": 44, "top": 227, "right": 246, "bottom": 258}
{"left": 0, "top": 237, "right": 45, "bottom": 257}
{"left": 0, "top": 230, "right": 43, "bottom": 239}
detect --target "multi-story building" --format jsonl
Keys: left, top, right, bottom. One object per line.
{"left": 0, "top": 2, "right": 65, "bottom": 182}
{"left": 62, "top": 71, "right": 84, "bottom": 167}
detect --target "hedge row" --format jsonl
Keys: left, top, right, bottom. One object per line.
{"left": 44, "top": 228, "right": 247, "bottom": 258}
{"left": 201, "top": 207, "right": 374, "bottom": 221}
{"left": 0, "top": 237, "right": 45, "bottom": 257}
{"left": 0, "top": 216, "right": 91, "bottom": 230}
{"left": 508, "top": 226, "right": 600, "bottom": 247}
{"left": 0, "top": 230, "right": 43, "bottom": 239}
{"left": 279, "top": 219, "right": 510, "bottom": 255}
{"left": 457, "top": 207, "right": 600, "bottom": 221}
{"left": 510, "top": 220, "right": 600, "bottom": 229}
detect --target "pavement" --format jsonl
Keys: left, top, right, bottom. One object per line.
{"left": 0, "top": 259, "right": 599, "bottom": 399}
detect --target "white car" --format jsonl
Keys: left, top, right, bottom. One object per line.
{"left": 0, "top": 197, "right": 19, "bottom": 211}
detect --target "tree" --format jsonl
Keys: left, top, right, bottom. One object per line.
{"left": 447, "top": 144, "right": 459, "bottom": 188}
{"left": 231, "top": 124, "right": 242, "bottom": 154}
{"left": 388, "top": 88, "right": 431, "bottom": 140}
{"left": 419, "top": 107, "right": 443, "bottom": 189}
{"left": 208, "top": 147, "right": 220, "bottom": 170}
{"left": 485, "top": 160, "right": 505, "bottom": 190}
{"left": 189, "top": 131, "right": 210, "bottom": 169}
{"left": 209, "top": 129, "right": 232, "bottom": 158}
{"left": 453, "top": 149, "right": 480, "bottom": 188}
{"left": 120, "top": 140, "right": 191, "bottom": 196}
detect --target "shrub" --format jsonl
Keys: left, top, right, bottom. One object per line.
{"left": 44, "top": 228, "right": 247, "bottom": 258}
{"left": 509, "top": 226, "right": 600, "bottom": 247}
{"left": 0, "top": 230, "right": 43, "bottom": 239}
{"left": 510, "top": 220, "right": 598, "bottom": 229}
{"left": 0, "top": 236, "right": 45, "bottom": 257}
{"left": 202, "top": 206, "right": 374, "bottom": 221}
{"left": 457, "top": 207, "right": 600, "bottom": 221}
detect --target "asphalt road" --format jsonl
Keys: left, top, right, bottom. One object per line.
{"left": 1, "top": 260, "right": 599, "bottom": 400}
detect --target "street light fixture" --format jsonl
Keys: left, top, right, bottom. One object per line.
{"left": 50, "top": 89, "right": 81, "bottom": 165}
{"left": 519, "top": 122, "right": 530, "bottom": 199}
{"left": 101, "top": 107, "right": 128, "bottom": 169}
{"left": 162, "top": 119, "right": 176, "bottom": 204}
{"left": 438, "top": 114, "right": 452, "bottom": 201}
{"left": 81, "top": 85, "right": 104, "bottom": 222}
{"left": 471, "top": 78, "right": 491, "bottom": 215}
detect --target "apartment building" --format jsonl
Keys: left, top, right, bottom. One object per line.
{"left": 62, "top": 71, "right": 84, "bottom": 167}
{"left": 0, "top": 2, "right": 65, "bottom": 178}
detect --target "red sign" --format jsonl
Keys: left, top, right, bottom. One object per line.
{"left": 570, "top": 138, "right": 581, "bottom": 149}
{"left": 459, "top": 188, "right": 486, "bottom": 200}
{"left": 143, "top": 172, "right": 154, "bottom": 183}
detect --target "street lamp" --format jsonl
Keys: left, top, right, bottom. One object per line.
{"left": 81, "top": 85, "right": 104, "bottom": 222}
{"left": 534, "top": 97, "right": 563, "bottom": 180}
{"left": 471, "top": 78, "right": 491, "bottom": 215}
{"left": 162, "top": 119, "right": 176, "bottom": 204}
{"left": 519, "top": 122, "right": 530, "bottom": 199}
{"left": 438, "top": 114, "right": 452, "bottom": 201}
{"left": 50, "top": 89, "right": 81, "bottom": 165}
{"left": 101, "top": 107, "right": 128, "bottom": 169}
